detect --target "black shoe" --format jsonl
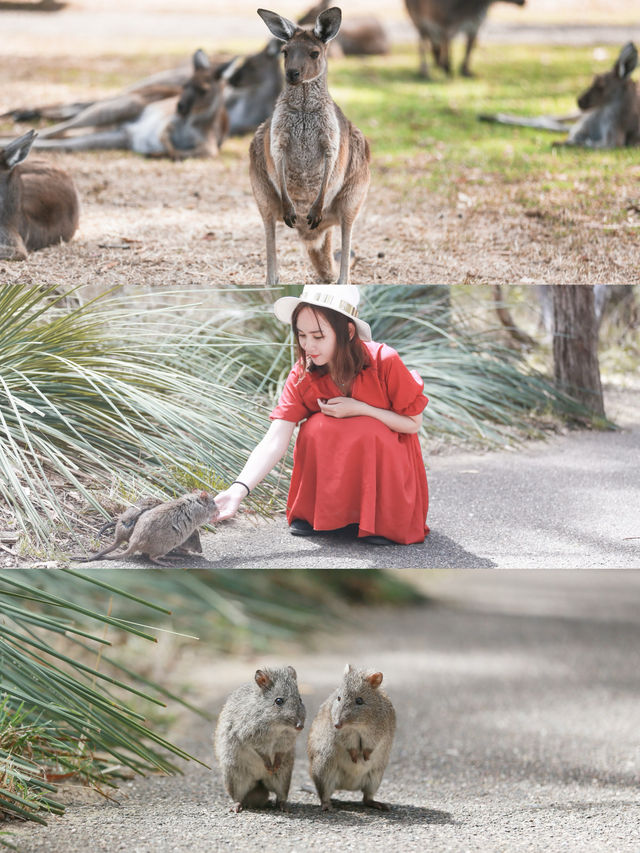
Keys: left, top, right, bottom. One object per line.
{"left": 359, "top": 535, "right": 396, "bottom": 546}
{"left": 290, "top": 519, "right": 315, "bottom": 536}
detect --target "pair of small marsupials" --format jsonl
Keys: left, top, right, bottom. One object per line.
{"left": 214, "top": 664, "right": 395, "bottom": 813}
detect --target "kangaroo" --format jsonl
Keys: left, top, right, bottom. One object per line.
{"left": 561, "top": 42, "right": 640, "bottom": 149}
{"left": 0, "top": 130, "right": 79, "bottom": 261}
{"left": 298, "top": 0, "right": 389, "bottom": 56}
{"left": 5, "top": 44, "right": 282, "bottom": 139}
{"left": 27, "top": 51, "right": 233, "bottom": 159}
{"left": 480, "top": 43, "right": 640, "bottom": 149}
{"left": 404, "top": 0, "right": 525, "bottom": 79}
{"left": 249, "top": 7, "right": 370, "bottom": 285}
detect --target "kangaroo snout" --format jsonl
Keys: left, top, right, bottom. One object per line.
{"left": 286, "top": 68, "right": 301, "bottom": 84}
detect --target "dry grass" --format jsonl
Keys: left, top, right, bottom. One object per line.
{"left": 1, "top": 4, "right": 640, "bottom": 285}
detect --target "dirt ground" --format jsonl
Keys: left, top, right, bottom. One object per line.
{"left": 1, "top": 2, "right": 640, "bottom": 285}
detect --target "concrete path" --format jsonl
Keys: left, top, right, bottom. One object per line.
{"left": 75, "top": 420, "right": 640, "bottom": 570}
{"left": 8, "top": 569, "right": 640, "bottom": 853}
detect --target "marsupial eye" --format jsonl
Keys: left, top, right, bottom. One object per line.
{"left": 355, "top": 697, "right": 364, "bottom": 705}
{"left": 274, "top": 697, "right": 285, "bottom": 705}
{"left": 310, "top": 51, "right": 320, "bottom": 59}
{"left": 337, "top": 696, "right": 341, "bottom": 702}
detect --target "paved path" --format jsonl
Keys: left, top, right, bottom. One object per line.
{"left": 8, "top": 570, "right": 640, "bottom": 853}
{"left": 75, "top": 420, "right": 640, "bottom": 569}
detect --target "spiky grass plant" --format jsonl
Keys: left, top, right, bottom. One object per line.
{"left": 0, "top": 570, "right": 210, "bottom": 827}
{"left": 0, "top": 285, "right": 289, "bottom": 551}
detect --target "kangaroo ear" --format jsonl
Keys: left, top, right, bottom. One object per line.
{"left": 1, "top": 129, "right": 37, "bottom": 170}
{"left": 216, "top": 57, "right": 239, "bottom": 81}
{"left": 255, "top": 669, "right": 273, "bottom": 690}
{"left": 616, "top": 42, "right": 638, "bottom": 78}
{"left": 287, "top": 665, "right": 297, "bottom": 680}
{"left": 193, "top": 49, "right": 211, "bottom": 71}
{"left": 343, "top": 662, "right": 353, "bottom": 676}
{"left": 366, "top": 672, "right": 383, "bottom": 689}
{"left": 258, "top": 9, "right": 298, "bottom": 42}
{"left": 314, "top": 6, "right": 341, "bottom": 43}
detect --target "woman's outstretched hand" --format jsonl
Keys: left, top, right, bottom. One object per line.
{"left": 317, "top": 397, "right": 367, "bottom": 419}
{"left": 214, "top": 487, "right": 245, "bottom": 521}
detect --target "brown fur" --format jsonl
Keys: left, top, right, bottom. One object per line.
{"left": 249, "top": 7, "right": 370, "bottom": 285}
{"left": 404, "top": 0, "right": 525, "bottom": 79}
{"left": 100, "top": 491, "right": 218, "bottom": 566}
{"left": 0, "top": 130, "right": 79, "bottom": 261}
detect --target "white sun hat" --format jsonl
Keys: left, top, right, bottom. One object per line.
{"left": 273, "top": 285, "right": 372, "bottom": 342}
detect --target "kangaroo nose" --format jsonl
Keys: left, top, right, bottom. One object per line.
{"left": 334, "top": 722, "right": 343, "bottom": 730}
{"left": 286, "top": 69, "right": 300, "bottom": 84}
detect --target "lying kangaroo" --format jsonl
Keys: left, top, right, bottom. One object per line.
{"left": 0, "top": 129, "right": 79, "bottom": 261}
{"left": 5, "top": 42, "right": 282, "bottom": 138}
{"left": 298, "top": 0, "right": 389, "bottom": 56}
{"left": 561, "top": 42, "right": 640, "bottom": 148}
{"left": 249, "top": 6, "right": 370, "bottom": 285}
{"left": 28, "top": 51, "right": 233, "bottom": 158}
{"left": 405, "top": 0, "right": 525, "bottom": 79}
{"left": 480, "top": 43, "right": 640, "bottom": 149}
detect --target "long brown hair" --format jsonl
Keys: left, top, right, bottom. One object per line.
{"left": 291, "top": 303, "right": 369, "bottom": 389}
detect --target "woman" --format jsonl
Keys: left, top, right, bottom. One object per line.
{"left": 215, "top": 285, "right": 429, "bottom": 545}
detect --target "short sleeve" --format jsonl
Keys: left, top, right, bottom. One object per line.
{"left": 381, "top": 349, "right": 428, "bottom": 417}
{"left": 270, "top": 365, "right": 313, "bottom": 424}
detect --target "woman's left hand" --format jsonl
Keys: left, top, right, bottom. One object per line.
{"left": 317, "top": 397, "right": 368, "bottom": 419}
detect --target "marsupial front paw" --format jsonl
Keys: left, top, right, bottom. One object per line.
{"left": 283, "top": 205, "right": 297, "bottom": 228}
{"left": 348, "top": 748, "right": 359, "bottom": 764}
{"left": 307, "top": 204, "right": 323, "bottom": 229}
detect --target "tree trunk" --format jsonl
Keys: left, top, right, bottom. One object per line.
{"left": 552, "top": 285, "right": 605, "bottom": 417}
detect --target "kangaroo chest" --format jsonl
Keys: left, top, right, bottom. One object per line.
{"left": 270, "top": 99, "right": 341, "bottom": 198}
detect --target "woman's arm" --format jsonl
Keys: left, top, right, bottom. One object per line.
{"left": 317, "top": 397, "right": 422, "bottom": 434}
{"left": 214, "top": 419, "right": 297, "bottom": 520}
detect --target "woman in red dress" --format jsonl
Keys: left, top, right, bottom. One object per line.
{"left": 214, "top": 285, "right": 429, "bottom": 545}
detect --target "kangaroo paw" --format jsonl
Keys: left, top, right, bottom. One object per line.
{"left": 283, "top": 206, "right": 297, "bottom": 228}
{"left": 307, "top": 206, "right": 323, "bottom": 229}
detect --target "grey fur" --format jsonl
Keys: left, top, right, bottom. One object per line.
{"left": 214, "top": 666, "right": 306, "bottom": 812}
{"left": 249, "top": 6, "right": 370, "bottom": 285}
{"left": 563, "top": 43, "right": 640, "bottom": 149}
{"left": 307, "top": 664, "right": 396, "bottom": 811}
{"left": 100, "top": 490, "right": 218, "bottom": 566}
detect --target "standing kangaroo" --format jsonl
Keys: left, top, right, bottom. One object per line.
{"left": 249, "top": 7, "right": 371, "bottom": 285}
{"left": 405, "top": 0, "right": 525, "bottom": 79}
{"left": 0, "top": 130, "right": 79, "bottom": 261}
{"left": 29, "top": 51, "right": 232, "bottom": 159}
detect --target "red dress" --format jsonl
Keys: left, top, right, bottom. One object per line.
{"left": 270, "top": 340, "right": 429, "bottom": 545}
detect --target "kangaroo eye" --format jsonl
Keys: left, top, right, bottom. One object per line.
{"left": 337, "top": 696, "right": 341, "bottom": 702}
{"left": 355, "top": 697, "right": 364, "bottom": 705}
{"left": 275, "top": 697, "right": 284, "bottom": 705}
{"left": 310, "top": 50, "right": 320, "bottom": 59}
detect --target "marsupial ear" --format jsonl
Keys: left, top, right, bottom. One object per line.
{"left": 616, "top": 42, "right": 638, "bottom": 78}
{"left": 313, "top": 7, "right": 341, "bottom": 43}
{"left": 257, "top": 9, "right": 298, "bottom": 42}
{"left": 366, "top": 672, "right": 383, "bottom": 689}
{"left": 344, "top": 662, "right": 353, "bottom": 676}
{"left": 192, "top": 48, "right": 211, "bottom": 71}
{"left": 287, "top": 665, "right": 298, "bottom": 680}
{"left": 255, "top": 669, "right": 274, "bottom": 690}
